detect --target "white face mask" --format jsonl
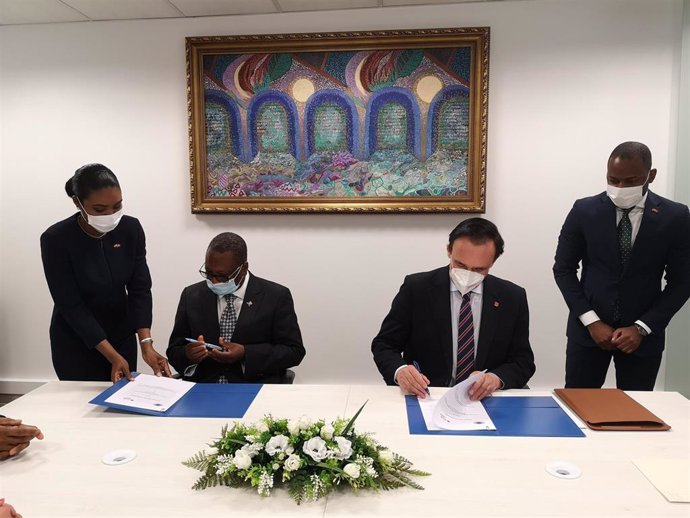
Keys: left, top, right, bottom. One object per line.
{"left": 449, "top": 267, "right": 486, "bottom": 295}
{"left": 606, "top": 173, "right": 649, "bottom": 209}
{"left": 78, "top": 199, "right": 123, "bottom": 234}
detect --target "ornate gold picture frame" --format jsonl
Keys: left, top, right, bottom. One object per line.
{"left": 187, "top": 27, "right": 489, "bottom": 213}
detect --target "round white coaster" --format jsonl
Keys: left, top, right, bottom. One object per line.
{"left": 102, "top": 449, "right": 137, "bottom": 466}
{"left": 545, "top": 461, "right": 582, "bottom": 479}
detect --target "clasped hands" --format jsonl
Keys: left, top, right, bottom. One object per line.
{"left": 587, "top": 321, "right": 643, "bottom": 354}
{"left": 185, "top": 335, "right": 245, "bottom": 364}
{"left": 397, "top": 365, "right": 501, "bottom": 401}
{"left": 0, "top": 417, "right": 43, "bottom": 461}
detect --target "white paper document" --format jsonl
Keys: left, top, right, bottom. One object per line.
{"left": 418, "top": 373, "right": 496, "bottom": 431}
{"left": 633, "top": 458, "right": 690, "bottom": 503}
{"left": 105, "top": 374, "right": 195, "bottom": 412}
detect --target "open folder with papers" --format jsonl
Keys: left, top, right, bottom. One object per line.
{"left": 554, "top": 388, "right": 671, "bottom": 431}
{"left": 89, "top": 373, "right": 262, "bottom": 418}
{"left": 406, "top": 395, "right": 585, "bottom": 437}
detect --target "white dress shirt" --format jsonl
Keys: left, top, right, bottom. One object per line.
{"left": 578, "top": 194, "right": 651, "bottom": 333}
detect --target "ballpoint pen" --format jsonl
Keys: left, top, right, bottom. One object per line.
{"left": 412, "top": 360, "right": 431, "bottom": 396}
{"left": 185, "top": 337, "right": 224, "bottom": 351}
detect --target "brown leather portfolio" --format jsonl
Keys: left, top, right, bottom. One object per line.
{"left": 554, "top": 388, "right": 671, "bottom": 431}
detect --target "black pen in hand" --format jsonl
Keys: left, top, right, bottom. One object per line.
{"left": 412, "top": 361, "right": 431, "bottom": 396}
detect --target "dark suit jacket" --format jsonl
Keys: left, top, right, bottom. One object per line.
{"left": 553, "top": 191, "right": 690, "bottom": 356}
{"left": 41, "top": 214, "right": 152, "bottom": 380}
{"left": 371, "top": 267, "right": 536, "bottom": 389}
{"left": 166, "top": 275, "right": 305, "bottom": 383}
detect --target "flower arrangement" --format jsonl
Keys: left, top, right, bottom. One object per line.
{"left": 183, "top": 403, "right": 430, "bottom": 504}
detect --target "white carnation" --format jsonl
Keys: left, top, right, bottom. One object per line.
{"left": 233, "top": 450, "right": 252, "bottom": 470}
{"left": 240, "top": 442, "right": 263, "bottom": 458}
{"left": 319, "top": 424, "right": 335, "bottom": 440}
{"left": 298, "top": 415, "right": 314, "bottom": 430}
{"left": 302, "top": 437, "right": 329, "bottom": 461}
{"left": 265, "top": 434, "right": 290, "bottom": 456}
{"left": 330, "top": 436, "right": 353, "bottom": 460}
{"left": 343, "top": 463, "right": 360, "bottom": 479}
{"left": 287, "top": 419, "right": 301, "bottom": 436}
{"left": 378, "top": 449, "right": 394, "bottom": 464}
{"left": 284, "top": 454, "right": 301, "bottom": 472}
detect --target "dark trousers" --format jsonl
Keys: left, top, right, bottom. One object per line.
{"left": 565, "top": 341, "right": 663, "bottom": 391}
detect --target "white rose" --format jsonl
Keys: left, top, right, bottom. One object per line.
{"left": 233, "top": 450, "right": 252, "bottom": 470}
{"left": 320, "top": 424, "right": 335, "bottom": 440}
{"left": 287, "top": 419, "right": 301, "bottom": 436}
{"left": 284, "top": 454, "right": 301, "bottom": 472}
{"left": 302, "top": 437, "right": 329, "bottom": 461}
{"left": 343, "top": 463, "right": 360, "bottom": 479}
{"left": 298, "top": 416, "right": 314, "bottom": 430}
{"left": 378, "top": 450, "right": 394, "bottom": 464}
{"left": 330, "top": 436, "right": 353, "bottom": 460}
{"left": 265, "top": 434, "right": 290, "bottom": 456}
{"left": 255, "top": 421, "right": 269, "bottom": 433}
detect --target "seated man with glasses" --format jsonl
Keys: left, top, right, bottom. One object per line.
{"left": 166, "top": 232, "right": 305, "bottom": 383}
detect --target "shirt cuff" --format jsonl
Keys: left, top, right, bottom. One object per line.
{"left": 393, "top": 365, "right": 407, "bottom": 385}
{"left": 635, "top": 320, "right": 652, "bottom": 335}
{"left": 579, "top": 310, "right": 600, "bottom": 327}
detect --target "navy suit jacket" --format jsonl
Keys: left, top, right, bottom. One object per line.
{"left": 166, "top": 275, "right": 305, "bottom": 382}
{"left": 553, "top": 191, "right": 690, "bottom": 356}
{"left": 371, "top": 267, "right": 536, "bottom": 389}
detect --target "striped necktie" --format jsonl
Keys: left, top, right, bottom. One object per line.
{"left": 455, "top": 293, "right": 475, "bottom": 384}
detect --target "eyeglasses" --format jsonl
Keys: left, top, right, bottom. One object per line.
{"left": 199, "top": 262, "right": 243, "bottom": 283}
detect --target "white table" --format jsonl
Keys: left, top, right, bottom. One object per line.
{"left": 0, "top": 383, "right": 688, "bottom": 517}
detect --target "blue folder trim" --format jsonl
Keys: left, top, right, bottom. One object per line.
{"left": 89, "top": 374, "right": 262, "bottom": 418}
{"left": 406, "top": 395, "right": 585, "bottom": 437}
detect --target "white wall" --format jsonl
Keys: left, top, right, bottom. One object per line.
{"left": 0, "top": 0, "right": 684, "bottom": 389}
{"left": 666, "top": 0, "right": 690, "bottom": 398}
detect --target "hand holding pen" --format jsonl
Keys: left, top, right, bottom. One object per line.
{"left": 396, "top": 361, "right": 431, "bottom": 399}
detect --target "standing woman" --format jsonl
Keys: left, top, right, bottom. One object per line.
{"left": 41, "top": 163, "right": 171, "bottom": 382}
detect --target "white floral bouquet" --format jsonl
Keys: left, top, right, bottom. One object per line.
{"left": 182, "top": 404, "right": 430, "bottom": 504}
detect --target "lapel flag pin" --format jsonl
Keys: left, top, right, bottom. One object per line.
{"left": 113, "top": 243, "right": 121, "bottom": 248}
{"left": 651, "top": 208, "right": 659, "bottom": 213}
{"left": 494, "top": 301, "right": 500, "bottom": 308}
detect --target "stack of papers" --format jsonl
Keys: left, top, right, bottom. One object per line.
{"left": 104, "top": 374, "right": 195, "bottom": 413}
{"left": 418, "top": 372, "right": 496, "bottom": 431}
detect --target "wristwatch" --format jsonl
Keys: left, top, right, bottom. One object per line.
{"left": 634, "top": 324, "right": 649, "bottom": 337}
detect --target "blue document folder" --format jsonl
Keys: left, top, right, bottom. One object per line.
{"left": 89, "top": 375, "right": 262, "bottom": 418}
{"left": 406, "top": 395, "right": 585, "bottom": 437}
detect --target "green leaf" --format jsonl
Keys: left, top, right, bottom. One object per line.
{"left": 342, "top": 400, "right": 368, "bottom": 436}
{"left": 387, "top": 470, "right": 426, "bottom": 491}
{"left": 267, "top": 54, "right": 292, "bottom": 83}
{"left": 392, "top": 50, "right": 424, "bottom": 81}
{"left": 182, "top": 450, "right": 212, "bottom": 472}
{"left": 316, "top": 462, "right": 345, "bottom": 474}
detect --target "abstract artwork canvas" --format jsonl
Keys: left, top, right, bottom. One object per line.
{"left": 187, "top": 28, "right": 489, "bottom": 212}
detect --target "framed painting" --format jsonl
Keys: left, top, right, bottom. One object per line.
{"left": 186, "top": 27, "right": 489, "bottom": 213}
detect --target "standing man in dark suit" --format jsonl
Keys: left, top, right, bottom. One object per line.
{"left": 372, "top": 218, "right": 536, "bottom": 400}
{"left": 554, "top": 141, "right": 690, "bottom": 390}
{"left": 167, "top": 233, "right": 305, "bottom": 383}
